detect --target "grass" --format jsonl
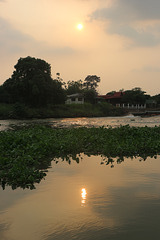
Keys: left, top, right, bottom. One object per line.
{"left": 0, "top": 102, "right": 127, "bottom": 119}
{"left": 1, "top": 125, "right": 160, "bottom": 189}
{"left": 0, "top": 103, "right": 14, "bottom": 118}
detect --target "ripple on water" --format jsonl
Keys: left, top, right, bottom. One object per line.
{"left": 0, "top": 115, "right": 160, "bottom": 131}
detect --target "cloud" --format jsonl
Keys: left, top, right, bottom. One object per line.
{"left": 0, "top": 17, "right": 75, "bottom": 56}
{"left": 132, "top": 66, "right": 160, "bottom": 73}
{"left": 92, "top": 0, "right": 160, "bottom": 22}
{"left": 0, "top": 17, "right": 33, "bottom": 54}
{"left": 0, "top": 16, "right": 75, "bottom": 84}
{"left": 119, "top": 0, "right": 160, "bottom": 21}
{"left": 90, "top": 0, "right": 160, "bottom": 46}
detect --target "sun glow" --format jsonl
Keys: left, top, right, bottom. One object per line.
{"left": 77, "top": 23, "right": 83, "bottom": 30}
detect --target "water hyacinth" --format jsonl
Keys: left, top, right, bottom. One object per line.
{"left": 0, "top": 125, "right": 160, "bottom": 189}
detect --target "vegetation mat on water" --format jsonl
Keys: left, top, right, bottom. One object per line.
{"left": 0, "top": 125, "right": 160, "bottom": 189}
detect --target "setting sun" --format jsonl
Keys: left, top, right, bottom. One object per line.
{"left": 77, "top": 23, "right": 83, "bottom": 30}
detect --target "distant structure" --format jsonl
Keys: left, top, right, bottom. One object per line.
{"left": 65, "top": 93, "right": 84, "bottom": 104}
{"left": 98, "top": 91, "right": 146, "bottom": 109}
{"left": 98, "top": 91, "right": 125, "bottom": 107}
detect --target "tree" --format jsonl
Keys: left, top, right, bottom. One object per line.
{"left": 3, "top": 56, "right": 65, "bottom": 106}
{"left": 82, "top": 75, "right": 101, "bottom": 104}
{"left": 83, "top": 89, "right": 97, "bottom": 104}
{"left": 152, "top": 94, "right": 160, "bottom": 104}
{"left": 83, "top": 75, "right": 100, "bottom": 91}
{"left": 0, "top": 85, "right": 10, "bottom": 103}
{"left": 66, "top": 80, "right": 83, "bottom": 95}
{"left": 106, "top": 91, "right": 116, "bottom": 96}
{"left": 122, "top": 87, "right": 147, "bottom": 104}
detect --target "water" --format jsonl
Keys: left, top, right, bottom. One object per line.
{"left": 1, "top": 116, "right": 160, "bottom": 239}
{"left": 1, "top": 155, "right": 160, "bottom": 240}
{"left": 1, "top": 114, "right": 160, "bottom": 131}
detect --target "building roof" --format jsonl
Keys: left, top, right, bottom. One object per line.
{"left": 98, "top": 91, "right": 125, "bottom": 100}
{"left": 67, "top": 93, "right": 84, "bottom": 98}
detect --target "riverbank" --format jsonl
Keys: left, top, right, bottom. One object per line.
{"left": 131, "top": 109, "right": 160, "bottom": 117}
{"left": 0, "top": 125, "right": 160, "bottom": 189}
{"left": 0, "top": 102, "right": 127, "bottom": 120}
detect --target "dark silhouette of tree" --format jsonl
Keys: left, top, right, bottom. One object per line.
{"left": 0, "top": 86, "right": 10, "bottom": 103}
{"left": 106, "top": 91, "right": 116, "bottom": 96}
{"left": 2, "top": 56, "right": 65, "bottom": 106}
{"left": 152, "top": 94, "right": 160, "bottom": 105}
{"left": 66, "top": 80, "right": 83, "bottom": 95}
{"left": 83, "top": 75, "right": 100, "bottom": 91}
{"left": 82, "top": 75, "right": 101, "bottom": 104}
{"left": 83, "top": 89, "right": 97, "bottom": 104}
{"left": 122, "top": 87, "right": 147, "bottom": 104}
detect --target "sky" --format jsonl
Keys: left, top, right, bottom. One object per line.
{"left": 0, "top": 0, "right": 160, "bottom": 96}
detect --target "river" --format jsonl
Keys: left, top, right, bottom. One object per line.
{"left": 0, "top": 116, "right": 160, "bottom": 240}
{"left": 1, "top": 114, "right": 160, "bottom": 131}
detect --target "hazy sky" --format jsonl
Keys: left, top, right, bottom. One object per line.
{"left": 0, "top": 0, "right": 160, "bottom": 95}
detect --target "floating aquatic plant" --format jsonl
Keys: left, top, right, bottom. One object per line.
{"left": 0, "top": 125, "right": 160, "bottom": 189}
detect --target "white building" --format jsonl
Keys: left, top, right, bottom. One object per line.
{"left": 65, "top": 93, "right": 84, "bottom": 104}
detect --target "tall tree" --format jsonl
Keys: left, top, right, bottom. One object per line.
{"left": 66, "top": 80, "right": 83, "bottom": 95}
{"left": 83, "top": 75, "right": 100, "bottom": 91}
{"left": 3, "top": 56, "right": 65, "bottom": 106}
{"left": 83, "top": 75, "right": 101, "bottom": 104}
{"left": 83, "top": 89, "right": 97, "bottom": 104}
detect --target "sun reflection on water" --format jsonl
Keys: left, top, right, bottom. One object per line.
{"left": 81, "top": 188, "right": 87, "bottom": 207}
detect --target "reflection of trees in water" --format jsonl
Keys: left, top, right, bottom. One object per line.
{"left": 0, "top": 153, "right": 158, "bottom": 190}
{"left": 0, "top": 159, "right": 52, "bottom": 191}
{"left": 0, "top": 170, "right": 46, "bottom": 191}
{"left": 54, "top": 153, "right": 158, "bottom": 169}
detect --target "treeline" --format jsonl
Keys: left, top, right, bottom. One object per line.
{"left": 0, "top": 56, "right": 160, "bottom": 120}
{"left": 0, "top": 56, "right": 160, "bottom": 108}
{"left": 0, "top": 56, "right": 101, "bottom": 107}
{"left": 106, "top": 88, "right": 160, "bottom": 107}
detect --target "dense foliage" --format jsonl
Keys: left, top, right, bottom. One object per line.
{"left": 83, "top": 75, "right": 100, "bottom": 90}
{"left": 0, "top": 125, "right": 160, "bottom": 189}
{"left": 152, "top": 94, "right": 160, "bottom": 106}
{"left": 1, "top": 56, "right": 66, "bottom": 107}
{"left": 66, "top": 80, "right": 83, "bottom": 95}
{"left": 122, "top": 87, "right": 149, "bottom": 104}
